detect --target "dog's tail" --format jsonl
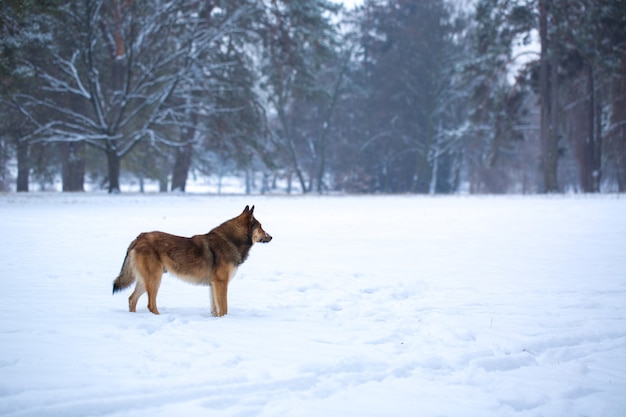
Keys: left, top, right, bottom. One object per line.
{"left": 112, "top": 239, "right": 137, "bottom": 294}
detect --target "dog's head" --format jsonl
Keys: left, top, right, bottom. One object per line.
{"left": 242, "top": 205, "right": 272, "bottom": 244}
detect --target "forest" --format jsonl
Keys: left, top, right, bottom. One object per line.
{"left": 1, "top": 0, "right": 625, "bottom": 194}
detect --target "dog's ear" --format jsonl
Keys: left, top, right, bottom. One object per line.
{"left": 242, "top": 205, "right": 255, "bottom": 217}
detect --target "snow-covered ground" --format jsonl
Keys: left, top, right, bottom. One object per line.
{"left": 0, "top": 193, "right": 624, "bottom": 417}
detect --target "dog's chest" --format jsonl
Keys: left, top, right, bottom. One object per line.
{"left": 228, "top": 266, "right": 239, "bottom": 282}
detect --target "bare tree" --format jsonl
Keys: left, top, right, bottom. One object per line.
{"left": 11, "top": 0, "right": 254, "bottom": 192}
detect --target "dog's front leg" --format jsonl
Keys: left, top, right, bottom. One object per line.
{"left": 211, "top": 277, "right": 228, "bottom": 317}
{"left": 209, "top": 285, "right": 217, "bottom": 317}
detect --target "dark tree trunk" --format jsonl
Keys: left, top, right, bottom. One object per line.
{"left": 0, "top": 138, "right": 8, "bottom": 192}
{"left": 572, "top": 64, "right": 602, "bottom": 193}
{"left": 548, "top": 51, "right": 560, "bottom": 191}
{"left": 413, "top": 122, "right": 434, "bottom": 194}
{"left": 16, "top": 139, "right": 29, "bottom": 192}
{"left": 578, "top": 65, "right": 602, "bottom": 192}
{"left": 413, "top": 150, "right": 432, "bottom": 194}
{"left": 276, "top": 107, "right": 308, "bottom": 193}
{"left": 287, "top": 134, "right": 308, "bottom": 193}
{"left": 62, "top": 142, "right": 85, "bottom": 192}
{"left": 611, "top": 50, "right": 626, "bottom": 191}
{"left": 539, "top": 0, "right": 559, "bottom": 192}
{"left": 171, "top": 142, "right": 193, "bottom": 192}
{"left": 159, "top": 178, "right": 168, "bottom": 193}
{"left": 106, "top": 143, "right": 121, "bottom": 193}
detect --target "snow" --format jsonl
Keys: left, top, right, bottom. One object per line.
{"left": 1, "top": 193, "right": 625, "bottom": 417}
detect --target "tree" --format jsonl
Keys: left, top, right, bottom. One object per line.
{"left": 606, "top": 2, "right": 626, "bottom": 190}
{"left": 349, "top": 0, "right": 467, "bottom": 193}
{"left": 462, "top": 0, "right": 535, "bottom": 193}
{"left": 1, "top": 0, "right": 59, "bottom": 191}
{"left": 169, "top": 0, "right": 264, "bottom": 192}
{"left": 536, "top": 0, "right": 561, "bottom": 192}
{"left": 534, "top": 0, "right": 626, "bottom": 192}
{"left": 11, "top": 0, "right": 254, "bottom": 193}
{"left": 560, "top": 0, "right": 626, "bottom": 192}
{"left": 259, "top": 0, "right": 341, "bottom": 193}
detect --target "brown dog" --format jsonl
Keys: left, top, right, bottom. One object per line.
{"left": 112, "top": 206, "right": 271, "bottom": 316}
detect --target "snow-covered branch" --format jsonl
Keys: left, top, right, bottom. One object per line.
{"left": 38, "top": 52, "right": 91, "bottom": 99}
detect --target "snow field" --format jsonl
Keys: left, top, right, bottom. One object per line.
{"left": 0, "top": 193, "right": 625, "bottom": 416}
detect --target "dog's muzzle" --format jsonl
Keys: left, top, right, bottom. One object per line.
{"left": 261, "top": 234, "right": 272, "bottom": 243}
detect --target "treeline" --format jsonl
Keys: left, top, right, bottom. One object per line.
{"left": 1, "top": 0, "right": 625, "bottom": 193}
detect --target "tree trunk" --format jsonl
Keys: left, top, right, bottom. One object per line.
{"left": 539, "top": 0, "right": 559, "bottom": 193}
{"left": 171, "top": 142, "right": 193, "bottom": 192}
{"left": 277, "top": 107, "right": 308, "bottom": 193}
{"left": 0, "top": 138, "right": 8, "bottom": 192}
{"left": 610, "top": 48, "right": 626, "bottom": 191}
{"left": 314, "top": 49, "right": 350, "bottom": 193}
{"left": 158, "top": 178, "right": 168, "bottom": 193}
{"left": 245, "top": 169, "right": 252, "bottom": 194}
{"left": 62, "top": 142, "right": 85, "bottom": 192}
{"left": 106, "top": 143, "right": 121, "bottom": 193}
{"left": 286, "top": 172, "right": 292, "bottom": 194}
{"left": 548, "top": 50, "right": 560, "bottom": 191}
{"left": 413, "top": 125, "right": 433, "bottom": 193}
{"left": 288, "top": 136, "right": 308, "bottom": 193}
{"left": 413, "top": 150, "right": 432, "bottom": 193}
{"left": 16, "top": 139, "right": 29, "bottom": 192}
{"left": 315, "top": 127, "right": 328, "bottom": 193}
{"left": 578, "top": 65, "right": 601, "bottom": 192}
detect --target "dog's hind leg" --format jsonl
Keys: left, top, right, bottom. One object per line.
{"left": 145, "top": 273, "right": 162, "bottom": 315}
{"left": 128, "top": 281, "right": 146, "bottom": 313}
{"left": 134, "top": 249, "right": 163, "bottom": 315}
{"left": 144, "top": 265, "right": 163, "bottom": 315}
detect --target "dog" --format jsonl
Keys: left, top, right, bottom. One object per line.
{"left": 112, "top": 205, "right": 272, "bottom": 317}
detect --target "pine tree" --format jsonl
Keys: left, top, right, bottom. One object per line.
{"left": 259, "top": 0, "right": 341, "bottom": 193}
